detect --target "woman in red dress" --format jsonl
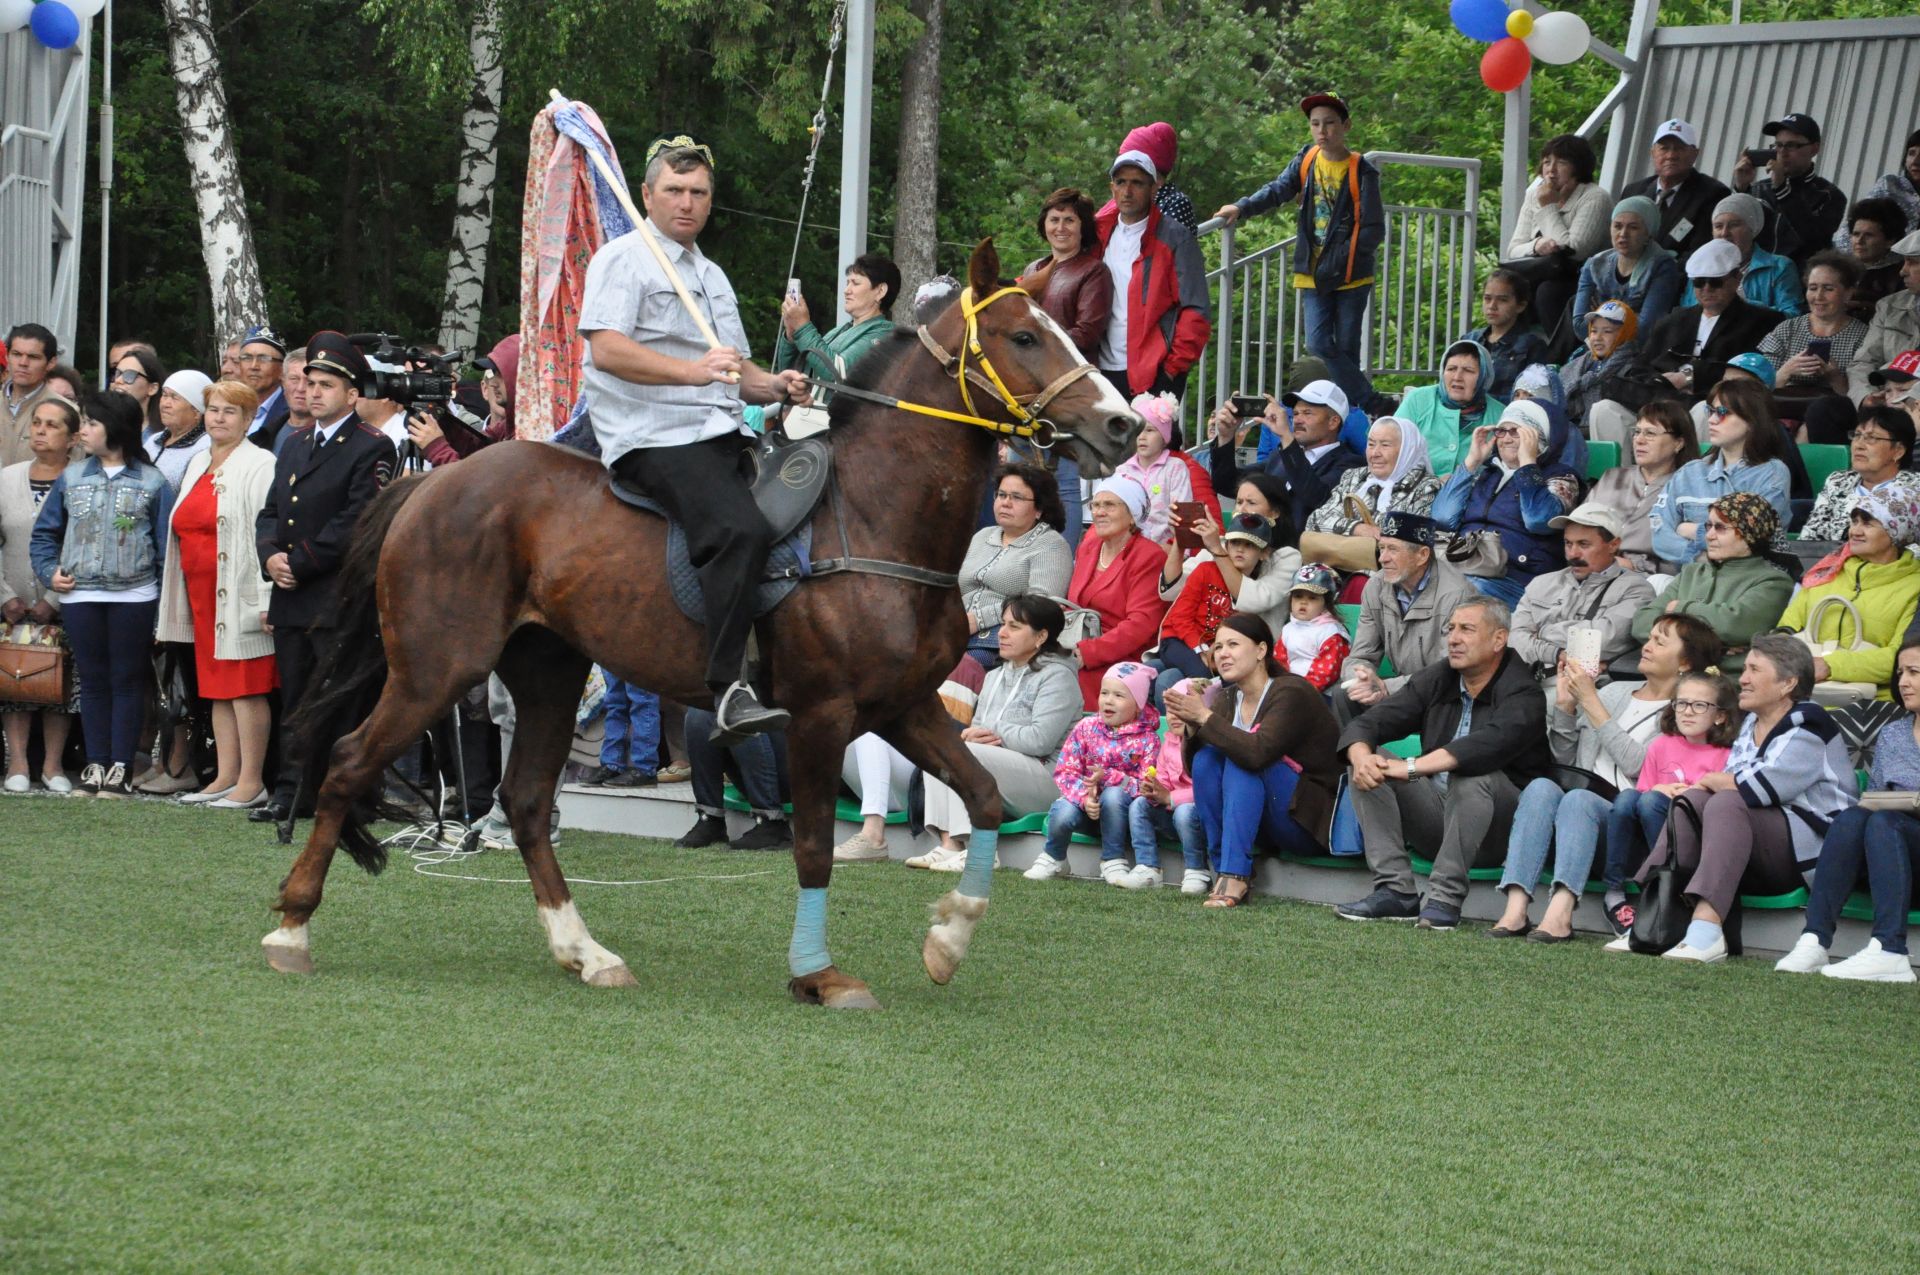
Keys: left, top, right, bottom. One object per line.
{"left": 155, "top": 380, "right": 279, "bottom": 807}
{"left": 1065, "top": 475, "right": 1169, "bottom": 707}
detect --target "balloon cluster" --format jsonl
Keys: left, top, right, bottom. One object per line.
{"left": 0, "top": 0, "right": 104, "bottom": 51}
{"left": 1450, "top": 0, "right": 1592, "bottom": 92}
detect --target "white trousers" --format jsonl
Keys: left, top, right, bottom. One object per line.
{"left": 921, "top": 741, "right": 1061, "bottom": 838}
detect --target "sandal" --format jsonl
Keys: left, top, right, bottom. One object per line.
{"left": 1202, "top": 874, "right": 1250, "bottom": 908}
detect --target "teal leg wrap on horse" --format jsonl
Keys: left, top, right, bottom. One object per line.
{"left": 789, "top": 887, "right": 831, "bottom": 977}
{"left": 959, "top": 828, "right": 997, "bottom": 898}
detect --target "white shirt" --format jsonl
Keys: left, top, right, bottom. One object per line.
{"left": 1099, "top": 217, "right": 1150, "bottom": 371}
{"left": 1693, "top": 312, "right": 1721, "bottom": 356}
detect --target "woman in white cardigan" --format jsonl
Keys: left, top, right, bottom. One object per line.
{"left": 155, "top": 380, "right": 278, "bottom": 807}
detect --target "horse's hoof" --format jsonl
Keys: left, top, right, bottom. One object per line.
{"left": 788, "top": 967, "right": 882, "bottom": 1010}
{"left": 263, "top": 944, "right": 314, "bottom": 975}
{"left": 922, "top": 931, "right": 960, "bottom": 985}
{"left": 923, "top": 891, "right": 989, "bottom": 986}
{"left": 583, "top": 963, "right": 638, "bottom": 989}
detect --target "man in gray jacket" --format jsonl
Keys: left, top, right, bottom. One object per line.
{"left": 1848, "top": 230, "right": 1920, "bottom": 407}
{"left": 1509, "top": 502, "right": 1654, "bottom": 678}
{"left": 1334, "top": 513, "right": 1477, "bottom": 724}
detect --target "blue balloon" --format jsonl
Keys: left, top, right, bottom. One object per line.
{"left": 1450, "top": 0, "right": 1512, "bottom": 44}
{"left": 30, "top": 1, "right": 81, "bottom": 50}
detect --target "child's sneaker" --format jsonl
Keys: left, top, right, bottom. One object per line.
{"left": 1099, "top": 859, "right": 1132, "bottom": 887}
{"left": 1180, "top": 868, "right": 1214, "bottom": 896}
{"left": 1120, "top": 864, "right": 1163, "bottom": 890}
{"left": 1022, "top": 853, "right": 1069, "bottom": 881}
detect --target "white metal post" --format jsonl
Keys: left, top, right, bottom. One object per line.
{"left": 1500, "top": 75, "right": 1531, "bottom": 254}
{"left": 97, "top": 0, "right": 113, "bottom": 384}
{"left": 835, "top": 0, "right": 873, "bottom": 327}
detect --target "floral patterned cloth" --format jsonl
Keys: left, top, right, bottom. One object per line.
{"left": 1051, "top": 708, "right": 1161, "bottom": 805}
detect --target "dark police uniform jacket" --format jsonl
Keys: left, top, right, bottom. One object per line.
{"left": 255, "top": 411, "right": 394, "bottom": 629}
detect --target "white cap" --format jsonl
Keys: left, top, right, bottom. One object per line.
{"left": 1109, "top": 149, "right": 1159, "bottom": 182}
{"left": 1498, "top": 399, "right": 1551, "bottom": 435}
{"left": 1894, "top": 229, "right": 1920, "bottom": 259}
{"left": 1281, "top": 378, "right": 1349, "bottom": 419}
{"left": 162, "top": 369, "right": 212, "bottom": 415}
{"left": 1686, "top": 238, "right": 1744, "bottom": 278}
{"left": 1652, "top": 118, "right": 1699, "bottom": 148}
{"left": 1550, "top": 501, "right": 1628, "bottom": 538}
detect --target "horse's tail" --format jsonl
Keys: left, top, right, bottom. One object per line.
{"left": 286, "top": 473, "right": 429, "bottom": 875}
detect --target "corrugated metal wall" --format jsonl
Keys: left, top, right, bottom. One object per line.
{"left": 1, "top": 27, "right": 89, "bottom": 354}
{"left": 1618, "top": 16, "right": 1920, "bottom": 204}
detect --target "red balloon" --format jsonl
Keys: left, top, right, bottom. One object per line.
{"left": 1480, "top": 36, "right": 1532, "bottom": 93}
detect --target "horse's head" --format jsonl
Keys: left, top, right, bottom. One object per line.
{"left": 927, "top": 239, "right": 1141, "bottom": 477}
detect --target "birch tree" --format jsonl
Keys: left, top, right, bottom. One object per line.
{"left": 893, "top": 0, "right": 944, "bottom": 301}
{"left": 435, "top": 0, "right": 504, "bottom": 353}
{"left": 162, "top": 0, "right": 266, "bottom": 342}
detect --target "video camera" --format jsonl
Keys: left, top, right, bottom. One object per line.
{"left": 345, "top": 332, "right": 462, "bottom": 407}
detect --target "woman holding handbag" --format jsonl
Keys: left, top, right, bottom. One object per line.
{"left": 1298, "top": 417, "right": 1443, "bottom": 572}
{"left": 154, "top": 380, "right": 278, "bottom": 808}
{"left": 1776, "top": 489, "right": 1920, "bottom": 703}
{"left": 0, "top": 396, "right": 81, "bottom": 793}
{"left": 1776, "top": 639, "right": 1920, "bottom": 983}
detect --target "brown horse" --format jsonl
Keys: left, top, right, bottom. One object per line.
{"left": 261, "top": 239, "right": 1140, "bottom": 1007}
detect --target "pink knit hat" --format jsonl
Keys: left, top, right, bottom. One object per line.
{"left": 1130, "top": 391, "right": 1178, "bottom": 442}
{"left": 1105, "top": 661, "right": 1155, "bottom": 715}
{"left": 1120, "top": 123, "right": 1178, "bottom": 178}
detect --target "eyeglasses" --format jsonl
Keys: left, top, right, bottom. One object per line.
{"left": 112, "top": 369, "right": 146, "bottom": 384}
{"left": 1849, "top": 430, "right": 1897, "bottom": 444}
{"left": 236, "top": 353, "right": 283, "bottom": 367}
{"left": 1774, "top": 139, "right": 1814, "bottom": 152}
{"left": 1706, "top": 405, "right": 1733, "bottom": 420}
{"left": 1690, "top": 276, "right": 1733, "bottom": 289}
{"left": 993, "top": 489, "right": 1034, "bottom": 503}
{"left": 1672, "top": 699, "right": 1718, "bottom": 713}
{"left": 1704, "top": 519, "right": 1733, "bottom": 533}
{"left": 1493, "top": 425, "right": 1519, "bottom": 435}
{"left": 1629, "top": 427, "right": 1673, "bottom": 441}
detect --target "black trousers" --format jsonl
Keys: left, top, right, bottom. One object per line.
{"left": 612, "top": 433, "right": 773, "bottom": 692}
{"left": 270, "top": 625, "right": 325, "bottom": 807}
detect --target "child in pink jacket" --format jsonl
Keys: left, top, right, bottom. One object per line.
{"left": 1025, "top": 661, "right": 1161, "bottom": 885}
{"left": 1127, "top": 678, "right": 1210, "bottom": 894}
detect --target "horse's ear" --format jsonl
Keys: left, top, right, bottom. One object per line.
{"left": 968, "top": 238, "right": 1000, "bottom": 298}
{"left": 1019, "top": 258, "right": 1054, "bottom": 297}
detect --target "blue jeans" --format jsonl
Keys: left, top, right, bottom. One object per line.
{"left": 1149, "top": 638, "right": 1209, "bottom": 709}
{"left": 1605, "top": 789, "right": 1671, "bottom": 890}
{"left": 1803, "top": 806, "right": 1920, "bottom": 955}
{"left": 62, "top": 598, "right": 159, "bottom": 767}
{"left": 1128, "top": 796, "right": 1206, "bottom": 871}
{"left": 1042, "top": 786, "right": 1131, "bottom": 862}
{"left": 1465, "top": 572, "right": 1526, "bottom": 608}
{"left": 1498, "top": 780, "right": 1611, "bottom": 897}
{"left": 1055, "top": 454, "right": 1083, "bottom": 553}
{"left": 1300, "top": 283, "right": 1374, "bottom": 407}
{"left": 685, "top": 706, "right": 785, "bottom": 819}
{"left": 599, "top": 676, "right": 660, "bottom": 775}
{"left": 1190, "top": 745, "right": 1320, "bottom": 877}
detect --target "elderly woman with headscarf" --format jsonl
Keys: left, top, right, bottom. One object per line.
{"left": 1065, "top": 474, "right": 1170, "bottom": 708}
{"left": 1400, "top": 339, "right": 1506, "bottom": 476}
{"left": 1429, "top": 399, "right": 1582, "bottom": 606}
{"left": 1632, "top": 491, "right": 1797, "bottom": 669}
{"left": 1682, "top": 193, "right": 1805, "bottom": 316}
{"left": 1573, "top": 196, "right": 1684, "bottom": 338}
{"left": 147, "top": 370, "right": 213, "bottom": 493}
{"left": 1299, "top": 416, "right": 1444, "bottom": 571}
{"left": 1777, "top": 487, "right": 1920, "bottom": 700}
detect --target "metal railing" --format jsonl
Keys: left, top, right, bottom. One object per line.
{"left": 1184, "top": 151, "right": 1480, "bottom": 437}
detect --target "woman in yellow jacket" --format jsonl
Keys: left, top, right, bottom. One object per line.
{"left": 1779, "top": 490, "right": 1920, "bottom": 698}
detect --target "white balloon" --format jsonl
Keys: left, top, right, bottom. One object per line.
{"left": 1527, "top": 11, "right": 1592, "bottom": 65}
{"left": 0, "top": 0, "right": 38, "bottom": 34}
{"left": 67, "top": 0, "right": 108, "bottom": 19}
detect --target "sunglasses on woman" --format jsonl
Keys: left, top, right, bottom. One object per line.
{"left": 112, "top": 368, "right": 147, "bottom": 385}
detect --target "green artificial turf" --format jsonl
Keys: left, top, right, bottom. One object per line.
{"left": 5, "top": 800, "right": 1919, "bottom": 1272}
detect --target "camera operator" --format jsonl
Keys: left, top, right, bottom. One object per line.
{"left": 407, "top": 335, "right": 519, "bottom": 467}
{"left": 1732, "top": 112, "right": 1848, "bottom": 271}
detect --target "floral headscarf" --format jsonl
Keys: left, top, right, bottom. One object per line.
{"left": 1710, "top": 491, "right": 1779, "bottom": 551}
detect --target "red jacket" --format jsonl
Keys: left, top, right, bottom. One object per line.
{"left": 1092, "top": 204, "right": 1212, "bottom": 394}
{"left": 1068, "top": 531, "right": 1169, "bottom": 707}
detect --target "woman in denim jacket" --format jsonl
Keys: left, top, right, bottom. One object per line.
{"left": 30, "top": 392, "right": 174, "bottom": 796}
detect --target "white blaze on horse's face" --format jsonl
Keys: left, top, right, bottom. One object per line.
{"left": 1016, "top": 294, "right": 1139, "bottom": 471}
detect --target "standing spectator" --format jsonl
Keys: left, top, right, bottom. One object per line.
{"left": 0, "top": 396, "right": 80, "bottom": 793}
{"left": 1299, "top": 415, "right": 1444, "bottom": 572}
{"left": 957, "top": 462, "right": 1073, "bottom": 668}
{"left": 271, "top": 347, "right": 316, "bottom": 460}
{"left": 1842, "top": 198, "right": 1910, "bottom": 322}
{"left": 1400, "top": 340, "right": 1505, "bottom": 476}
{"left": 1334, "top": 597, "right": 1549, "bottom": 929}
{"left": 1837, "top": 128, "right": 1920, "bottom": 245}
{"left": 1502, "top": 134, "right": 1612, "bottom": 347}
{"left": 219, "top": 341, "right": 242, "bottom": 382}
{"left": 147, "top": 371, "right": 213, "bottom": 492}
{"left": 1588, "top": 400, "right": 1698, "bottom": 571}
{"left": 1024, "top": 661, "right": 1161, "bottom": 886}
{"left": 1759, "top": 250, "right": 1870, "bottom": 441}
{"left": 3, "top": 324, "right": 59, "bottom": 468}
{"left": 1682, "top": 195, "right": 1804, "bottom": 316}
{"left": 1214, "top": 93, "right": 1383, "bottom": 408}
{"left": 1508, "top": 502, "right": 1655, "bottom": 677}
{"left": 109, "top": 346, "right": 165, "bottom": 438}
{"left": 1798, "top": 405, "right": 1920, "bottom": 543}
{"left": 1465, "top": 268, "right": 1549, "bottom": 403}
{"left": 154, "top": 379, "right": 277, "bottom": 808}
{"left": 775, "top": 253, "right": 899, "bottom": 394}
{"left": 1847, "top": 230, "right": 1920, "bottom": 408}
{"left": 29, "top": 392, "right": 175, "bottom": 798}
{"left": 583, "top": 675, "right": 659, "bottom": 788}
{"left": 1632, "top": 492, "right": 1796, "bottom": 667}
{"left": 1650, "top": 379, "right": 1792, "bottom": 565}
{"left": 1022, "top": 187, "right": 1113, "bottom": 363}
{"left": 1064, "top": 476, "right": 1168, "bottom": 708}
{"left": 1094, "top": 151, "right": 1211, "bottom": 397}
{"left": 1427, "top": 400, "right": 1582, "bottom": 607}
{"left": 1119, "top": 122, "right": 1195, "bottom": 229}
{"left": 235, "top": 325, "right": 291, "bottom": 445}
{"left": 1621, "top": 118, "right": 1732, "bottom": 261}
{"left": 1731, "top": 112, "right": 1849, "bottom": 270}
{"left": 1572, "top": 197, "right": 1683, "bottom": 339}
{"left": 42, "top": 364, "right": 83, "bottom": 405}
{"left": 1335, "top": 511, "right": 1479, "bottom": 723}
{"left": 1112, "top": 391, "right": 1191, "bottom": 546}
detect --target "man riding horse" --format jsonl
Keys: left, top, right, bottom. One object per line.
{"left": 577, "top": 134, "right": 813, "bottom": 741}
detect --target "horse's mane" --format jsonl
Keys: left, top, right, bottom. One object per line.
{"left": 823, "top": 277, "right": 1031, "bottom": 429}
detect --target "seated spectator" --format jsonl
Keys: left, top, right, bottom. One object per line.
{"left": 1491, "top": 627, "right": 1729, "bottom": 942}
{"left": 1563, "top": 300, "right": 1642, "bottom": 442}
{"left": 1633, "top": 492, "right": 1796, "bottom": 668}
{"left": 1731, "top": 112, "right": 1848, "bottom": 270}
{"left": 1021, "top": 187, "right": 1112, "bottom": 363}
{"left": 1609, "top": 240, "right": 1787, "bottom": 421}
{"left": 775, "top": 252, "right": 899, "bottom": 393}
{"left": 837, "top": 657, "right": 982, "bottom": 863}
{"left": 911, "top": 595, "right": 1083, "bottom": 871}
{"left": 1024, "top": 661, "right": 1161, "bottom": 886}
{"left": 1778, "top": 491, "right": 1920, "bottom": 701}
{"left": 147, "top": 371, "right": 212, "bottom": 493}
{"left": 1837, "top": 128, "right": 1919, "bottom": 244}
{"left": 1681, "top": 194, "right": 1804, "bottom": 316}
{"left": 1620, "top": 118, "right": 1731, "bottom": 261}
{"left": 674, "top": 712, "right": 790, "bottom": 851}
{"left": 1153, "top": 510, "right": 1292, "bottom": 705}
{"left": 1299, "top": 415, "right": 1443, "bottom": 572}
{"left": 1335, "top": 511, "right": 1479, "bottom": 723}
{"left": 1509, "top": 502, "right": 1655, "bottom": 677}
{"left": 1113, "top": 392, "right": 1191, "bottom": 546}
{"left": 1065, "top": 476, "right": 1168, "bottom": 707}
{"left": 1843, "top": 198, "right": 1910, "bottom": 323}
{"left": 1401, "top": 339, "right": 1506, "bottom": 476}
{"left": 1778, "top": 638, "right": 1920, "bottom": 984}
{"left": 1215, "top": 380, "right": 1363, "bottom": 536}
{"left": 1229, "top": 357, "right": 1372, "bottom": 465}
{"left": 1503, "top": 361, "right": 1587, "bottom": 482}
{"left": 1429, "top": 400, "right": 1581, "bottom": 606}
{"left": 1650, "top": 378, "right": 1792, "bottom": 565}
{"left": 1503, "top": 134, "right": 1612, "bottom": 347}
{"left": 1335, "top": 596, "right": 1549, "bottom": 928}
{"left": 1279, "top": 563, "right": 1349, "bottom": 690}
{"left": 1609, "top": 634, "right": 1855, "bottom": 962}
{"left": 1166, "top": 613, "right": 1342, "bottom": 907}
{"left": 1129, "top": 682, "right": 1209, "bottom": 894}
{"left": 1759, "top": 249, "right": 1870, "bottom": 442}
{"left": 1573, "top": 197, "right": 1684, "bottom": 339}
{"left": 1872, "top": 352, "right": 1920, "bottom": 437}
{"left": 1465, "top": 268, "right": 1549, "bottom": 403}
{"left": 1588, "top": 400, "right": 1698, "bottom": 572}
{"left": 958, "top": 462, "right": 1073, "bottom": 667}
{"left": 154, "top": 379, "right": 278, "bottom": 807}
{"left": 1219, "top": 471, "right": 1302, "bottom": 557}
{"left": 1798, "top": 405, "right": 1920, "bottom": 543}
{"left": 1846, "top": 230, "right": 1920, "bottom": 408}
{"left": 0, "top": 395, "right": 79, "bottom": 794}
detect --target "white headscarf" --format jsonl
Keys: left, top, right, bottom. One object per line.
{"left": 1357, "top": 416, "right": 1429, "bottom": 514}
{"left": 1091, "top": 474, "right": 1149, "bottom": 527}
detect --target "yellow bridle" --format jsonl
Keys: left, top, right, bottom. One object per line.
{"left": 913, "top": 285, "right": 1097, "bottom": 443}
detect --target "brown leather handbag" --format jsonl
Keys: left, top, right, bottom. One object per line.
{"left": 0, "top": 629, "right": 70, "bottom": 708}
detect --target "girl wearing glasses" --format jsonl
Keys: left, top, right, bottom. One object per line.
{"left": 110, "top": 347, "right": 166, "bottom": 437}
{"left": 1649, "top": 378, "right": 1791, "bottom": 565}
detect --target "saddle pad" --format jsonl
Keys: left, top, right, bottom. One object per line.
{"left": 606, "top": 481, "right": 810, "bottom": 625}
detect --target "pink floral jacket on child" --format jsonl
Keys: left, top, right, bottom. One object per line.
{"left": 1052, "top": 708, "right": 1162, "bottom": 804}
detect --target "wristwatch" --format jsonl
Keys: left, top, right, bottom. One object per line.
{"left": 1405, "top": 757, "right": 1416, "bottom": 782}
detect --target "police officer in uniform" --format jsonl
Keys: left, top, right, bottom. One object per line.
{"left": 251, "top": 331, "right": 395, "bottom": 822}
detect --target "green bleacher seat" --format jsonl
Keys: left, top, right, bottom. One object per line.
{"left": 1799, "top": 444, "right": 1850, "bottom": 494}
{"left": 1336, "top": 603, "right": 1361, "bottom": 637}
{"left": 1839, "top": 894, "right": 1920, "bottom": 925}
{"left": 1585, "top": 440, "right": 1619, "bottom": 480}
{"left": 1740, "top": 887, "right": 1809, "bottom": 909}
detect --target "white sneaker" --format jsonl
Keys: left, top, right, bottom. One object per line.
{"left": 1118, "top": 864, "right": 1163, "bottom": 891}
{"left": 78, "top": 763, "right": 105, "bottom": 796}
{"left": 1662, "top": 935, "right": 1728, "bottom": 964}
{"left": 42, "top": 773, "right": 72, "bottom": 794}
{"left": 1023, "top": 853, "right": 1069, "bottom": 881}
{"left": 3, "top": 773, "right": 27, "bottom": 794}
{"left": 1099, "top": 859, "right": 1132, "bottom": 887}
{"left": 1773, "top": 933, "right": 1829, "bottom": 974}
{"left": 1821, "top": 939, "right": 1918, "bottom": 984}
{"left": 1180, "top": 868, "right": 1214, "bottom": 896}
{"left": 1602, "top": 934, "right": 1634, "bottom": 953}
{"left": 833, "top": 832, "right": 890, "bottom": 863}
{"left": 905, "top": 844, "right": 957, "bottom": 869}
{"left": 930, "top": 848, "right": 979, "bottom": 873}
